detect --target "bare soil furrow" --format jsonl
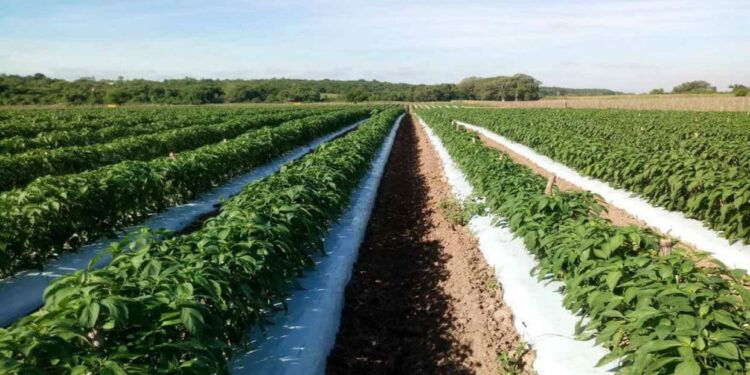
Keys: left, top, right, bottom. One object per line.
{"left": 327, "top": 114, "right": 533, "bottom": 375}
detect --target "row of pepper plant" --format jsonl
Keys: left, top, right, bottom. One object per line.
{"left": 434, "top": 107, "right": 750, "bottom": 244}
{"left": 0, "top": 108, "right": 403, "bottom": 374}
{"left": 0, "top": 106, "right": 308, "bottom": 154}
{"left": 0, "top": 107, "right": 191, "bottom": 138}
{"left": 0, "top": 106, "right": 258, "bottom": 138}
{"left": 418, "top": 110, "right": 750, "bottom": 374}
{"left": 0, "top": 108, "right": 374, "bottom": 279}
{"left": 0, "top": 108, "right": 339, "bottom": 191}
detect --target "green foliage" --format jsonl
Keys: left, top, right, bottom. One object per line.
{"left": 672, "top": 81, "right": 717, "bottom": 94}
{"left": 433, "top": 107, "right": 750, "bottom": 245}
{"left": 0, "top": 73, "right": 553, "bottom": 104}
{"left": 650, "top": 88, "right": 665, "bottom": 95}
{"left": 497, "top": 342, "right": 531, "bottom": 375}
{"left": 0, "top": 107, "right": 376, "bottom": 278}
{"left": 730, "top": 85, "right": 748, "bottom": 97}
{"left": 418, "top": 109, "right": 750, "bottom": 374}
{"left": 343, "top": 88, "right": 370, "bottom": 103}
{"left": 540, "top": 87, "right": 624, "bottom": 97}
{"left": 0, "top": 109, "right": 325, "bottom": 189}
{"left": 0, "top": 108, "right": 403, "bottom": 373}
{"left": 437, "top": 198, "right": 469, "bottom": 226}
{"left": 0, "top": 107, "right": 282, "bottom": 153}
{"left": 458, "top": 74, "right": 541, "bottom": 101}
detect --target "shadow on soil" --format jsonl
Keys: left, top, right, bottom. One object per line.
{"left": 326, "top": 115, "right": 477, "bottom": 375}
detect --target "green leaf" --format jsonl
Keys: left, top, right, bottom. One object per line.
{"left": 606, "top": 271, "right": 622, "bottom": 292}
{"left": 733, "top": 285, "right": 750, "bottom": 306}
{"left": 79, "top": 301, "right": 101, "bottom": 328}
{"left": 176, "top": 283, "right": 194, "bottom": 299}
{"left": 600, "top": 310, "right": 624, "bottom": 319}
{"left": 675, "top": 314, "right": 696, "bottom": 331}
{"left": 707, "top": 342, "right": 739, "bottom": 360}
{"left": 674, "top": 359, "right": 700, "bottom": 375}
{"left": 102, "top": 361, "right": 128, "bottom": 375}
{"left": 712, "top": 310, "right": 740, "bottom": 329}
{"left": 595, "top": 351, "right": 620, "bottom": 367}
{"left": 180, "top": 307, "right": 204, "bottom": 336}
{"left": 636, "top": 340, "right": 681, "bottom": 354}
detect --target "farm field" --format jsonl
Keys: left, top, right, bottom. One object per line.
{"left": 414, "top": 107, "right": 750, "bottom": 374}
{"left": 1, "top": 104, "right": 750, "bottom": 374}
{"left": 428, "top": 107, "right": 750, "bottom": 244}
{"left": 461, "top": 95, "right": 750, "bottom": 112}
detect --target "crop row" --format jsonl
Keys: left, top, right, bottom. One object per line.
{"left": 0, "top": 107, "right": 309, "bottom": 154}
{"left": 0, "top": 107, "right": 205, "bottom": 138}
{"left": 419, "top": 110, "right": 750, "bottom": 374}
{"left": 0, "top": 106, "right": 281, "bottom": 138}
{"left": 0, "top": 108, "right": 403, "bottom": 374}
{"left": 540, "top": 110, "right": 750, "bottom": 167}
{"left": 0, "top": 108, "right": 373, "bottom": 279}
{"left": 0, "top": 108, "right": 330, "bottom": 191}
{"left": 0, "top": 110, "right": 229, "bottom": 154}
{"left": 434, "top": 108, "right": 750, "bottom": 244}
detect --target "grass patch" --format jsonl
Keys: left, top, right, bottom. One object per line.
{"left": 437, "top": 198, "right": 469, "bottom": 225}
{"left": 497, "top": 342, "right": 531, "bottom": 375}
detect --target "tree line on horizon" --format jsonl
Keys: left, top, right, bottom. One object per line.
{"left": 0, "top": 73, "right": 547, "bottom": 105}
{"left": 649, "top": 80, "right": 748, "bottom": 96}
{"left": 2, "top": 74, "right": 741, "bottom": 106}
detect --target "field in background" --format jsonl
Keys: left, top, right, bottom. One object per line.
{"left": 460, "top": 94, "right": 750, "bottom": 112}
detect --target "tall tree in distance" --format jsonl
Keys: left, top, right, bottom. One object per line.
{"left": 672, "top": 80, "right": 717, "bottom": 93}
{"left": 457, "top": 74, "right": 541, "bottom": 101}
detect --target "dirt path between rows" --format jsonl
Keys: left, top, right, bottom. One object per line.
{"left": 326, "top": 115, "right": 534, "bottom": 375}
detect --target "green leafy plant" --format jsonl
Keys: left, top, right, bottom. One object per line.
{"left": 0, "top": 108, "right": 378, "bottom": 278}
{"left": 430, "top": 107, "right": 750, "bottom": 245}
{"left": 418, "top": 110, "right": 750, "bottom": 374}
{"left": 0, "top": 108, "right": 333, "bottom": 190}
{"left": 0, "top": 108, "right": 403, "bottom": 374}
{"left": 0, "top": 106, "right": 308, "bottom": 154}
{"left": 438, "top": 198, "right": 470, "bottom": 226}
{"left": 497, "top": 341, "right": 531, "bottom": 375}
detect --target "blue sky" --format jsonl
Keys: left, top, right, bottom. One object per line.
{"left": 1, "top": 0, "right": 748, "bottom": 92}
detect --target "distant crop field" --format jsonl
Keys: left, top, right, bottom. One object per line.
{"left": 460, "top": 94, "right": 750, "bottom": 112}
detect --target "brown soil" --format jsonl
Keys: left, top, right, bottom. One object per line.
{"left": 327, "top": 115, "right": 534, "bottom": 375}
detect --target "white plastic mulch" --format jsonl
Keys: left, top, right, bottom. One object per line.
{"left": 0, "top": 119, "right": 368, "bottom": 327}
{"left": 229, "top": 115, "right": 404, "bottom": 375}
{"left": 457, "top": 120, "right": 750, "bottom": 272}
{"left": 419, "top": 116, "right": 616, "bottom": 375}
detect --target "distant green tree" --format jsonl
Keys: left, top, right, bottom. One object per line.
{"left": 730, "top": 84, "right": 748, "bottom": 97}
{"left": 672, "top": 80, "right": 716, "bottom": 94}
{"left": 343, "top": 88, "right": 369, "bottom": 102}
{"left": 61, "top": 85, "right": 92, "bottom": 105}
{"left": 225, "top": 83, "right": 264, "bottom": 103}
{"left": 0, "top": 73, "right": 612, "bottom": 105}
{"left": 649, "top": 88, "right": 665, "bottom": 95}
{"left": 457, "top": 74, "right": 540, "bottom": 101}
{"left": 184, "top": 85, "right": 224, "bottom": 104}
{"left": 278, "top": 85, "right": 320, "bottom": 102}
{"left": 538, "top": 87, "right": 622, "bottom": 97}
{"left": 105, "top": 86, "right": 131, "bottom": 104}
{"left": 510, "top": 74, "right": 541, "bottom": 101}
{"left": 413, "top": 84, "right": 455, "bottom": 101}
